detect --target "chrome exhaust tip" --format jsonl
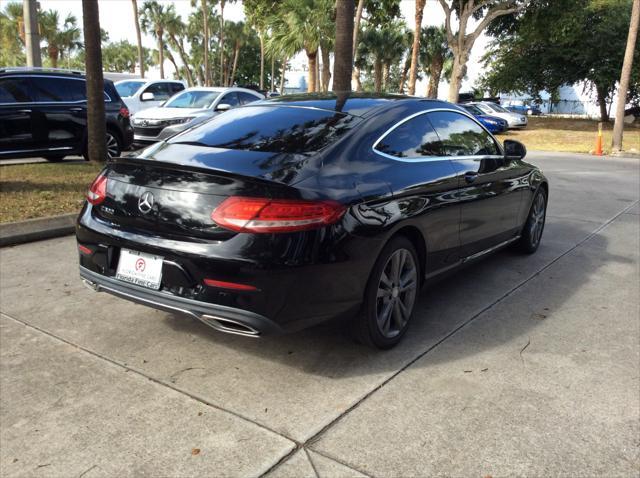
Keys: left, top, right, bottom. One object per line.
{"left": 200, "top": 315, "right": 260, "bottom": 338}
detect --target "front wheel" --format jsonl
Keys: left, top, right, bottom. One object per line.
{"left": 351, "top": 236, "right": 420, "bottom": 349}
{"left": 516, "top": 188, "right": 547, "bottom": 254}
{"left": 82, "top": 131, "right": 122, "bottom": 161}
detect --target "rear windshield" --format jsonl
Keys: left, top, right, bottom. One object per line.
{"left": 170, "top": 105, "right": 360, "bottom": 154}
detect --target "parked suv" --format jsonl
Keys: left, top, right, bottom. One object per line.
{"left": 115, "top": 79, "right": 185, "bottom": 115}
{"left": 0, "top": 68, "right": 134, "bottom": 161}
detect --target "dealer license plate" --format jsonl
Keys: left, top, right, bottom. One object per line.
{"left": 115, "top": 249, "right": 163, "bottom": 290}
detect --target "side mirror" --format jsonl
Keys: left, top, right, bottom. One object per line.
{"left": 503, "top": 139, "right": 527, "bottom": 160}
{"left": 215, "top": 103, "right": 231, "bottom": 112}
{"left": 140, "top": 92, "right": 155, "bottom": 101}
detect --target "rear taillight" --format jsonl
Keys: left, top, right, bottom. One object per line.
{"left": 119, "top": 106, "right": 130, "bottom": 118}
{"left": 87, "top": 173, "right": 108, "bottom": 205}
{"left": 211, "top": 196, "right": 346, "bottom": 233}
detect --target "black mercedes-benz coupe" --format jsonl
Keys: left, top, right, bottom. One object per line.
{"left": 77, "top": 93, "right": 548, "bottom": 349}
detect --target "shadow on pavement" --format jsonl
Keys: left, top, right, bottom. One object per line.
{"left": 161, "top": 220, "right": 625, "bottom": 378}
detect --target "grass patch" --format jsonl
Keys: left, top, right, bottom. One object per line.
{"left": 0, "top": 161, "right": 101, "bottom": 223}
{"left": 495, "top": 116, "right": 640, "bottom": 154}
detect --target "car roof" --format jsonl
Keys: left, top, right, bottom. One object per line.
{"left": 114, "top": 78, "right": 183, "bottom": 85}
{"left": 0, "top": 67, "right": 84, "bottom": 77}
{"left": 262, "top": 93, "right": 454, "bottom": 118}
{"left": 178, "top": 86, "right": 264, "bottom": 95}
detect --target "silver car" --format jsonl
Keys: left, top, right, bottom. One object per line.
{"left": 131, "top": 87, "right": 264, "bottom": 145}
{"left": 469, "top": 101, "right": 528, "bottom": 129}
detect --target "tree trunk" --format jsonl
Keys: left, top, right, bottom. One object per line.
{"left": 353, "top": 65, "right": 362, "bottom": 91}
{"left": 280, "top": 56, "right": 287, "bottom": 94}
{"left": 157, "top": 34, "right": 164, "bottom": 79}
{"left": 398, "top": 55, "right": 410, "bottom": 92}
{"left": 426, "top": 57, "right": 443, "bottom": 98}
{"left": 408, "top": 0, "right": 426, "bottom": 95}
{"left": 316, "top": 52, "right": 321, "bottom": 92}
{"left": 596, "top": 84, "right": 610, "bottom": 122}
{"left": 613, "top": 0, "right": 640, "bottom": 151}
{"left": 131, "top": 0, "right": 144, "bottom": 77}
{"left": 259, "top": 31, "right": 265, "bottom": 90}
{"left": 82, "top": 0, "right": 107, "bottom": 163}
{"left": 374, "top": 58, "right": 382, "bottom": 93}
{"left": 352, "top": 0, "right": 364, "bottom": 57}
{"left": 447, "top": 50, "right": 467, "bottom": 103}
{"left": 48, "top": 46, "right": 59, "bottom": 68}
{"left": 229, "top": 41, "right": 240, "bottom": 85}
{"left": 202, "top": 0, "right": 209, "bottom": 86}
{"left": 334, "top": 0, "right": 354, "bottom": 92}
{"left": 219, "top": 0, "right": 225, "bottom": 86}
{"left": 307, "top": 49, "right": 318, "bottom": 92}
{"left": 166, "top": 49, "right": 180, "bottom": 77}
{"left": 271, "top": 55, "right": 275, "bottom": 91}
{"left": 321, "top": 44, "right": 331, "bottom": 92}
{"left": 383, "top": 63, "right": 390, "bottom": 91}
{"left": 170, "top": 34, "right": 194, "bottom": 86}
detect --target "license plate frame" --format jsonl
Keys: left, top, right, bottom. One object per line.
{"left": 115, "top": 249, "right": 164, "bottom": 290}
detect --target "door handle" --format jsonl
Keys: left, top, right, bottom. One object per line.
{"left": 464, "top": 172, "right": 479, "bottom": 183}
{"left": 16, "top": 109, "right": 31, "bottom": 113}
{"left": 69, "top": 107, "right": 84, "bottom": 112}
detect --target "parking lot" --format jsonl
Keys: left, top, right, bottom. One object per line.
{"left": 1, "top": 152, "right": 638, "bottom": 477}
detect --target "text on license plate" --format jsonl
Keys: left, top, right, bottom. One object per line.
{"left": 115, "top": 249, "right": 163, "bottom": 290}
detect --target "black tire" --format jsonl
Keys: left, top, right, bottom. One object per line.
{"left": 43, "top": 155, "right": 65, "bottom": 162}
{"left": 351, "top": 236, "right": 420, "bottom": 349}
{"left": 516, "top": 188, "right": 547, "bottom": 254}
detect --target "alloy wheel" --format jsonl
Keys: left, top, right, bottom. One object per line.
{"left": 376, "top": 248, "right": 418, "bottom": 338}
{"left": 529, "top": 192, "right": 546, "bottom": 247}
{"left": 106, "top": 132, "right": 120, "bottom": 158}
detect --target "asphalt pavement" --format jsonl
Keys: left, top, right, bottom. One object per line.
{"left": 0, "top": 151, "right": 638, "bottom": 477}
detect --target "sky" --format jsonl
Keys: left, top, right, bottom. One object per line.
{"left": 22, "top": 0, "right": 490, "bottom": 96}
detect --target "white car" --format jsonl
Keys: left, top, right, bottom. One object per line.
{"left": 469, "top": 101, "right": 528, "bottom": 129}
{"left": 131, "top": 87, "right": 265, "bottom": 145}
{"left": 115, "top": 79, "right": 186, "bottom": 115}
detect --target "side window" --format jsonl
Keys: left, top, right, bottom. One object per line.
{"left": 0, "top": 77, "right": 32, "bottom": 103}
{"left": 143, "top": 82, "right": 172, "bottom": 101}
{"left": 238, "top": 92, "right": 261, "bottom": 105}
{"left": 31, "top": 77, "right": 81, "bottom": 102}
{"left": 428, "top": 111, "right": 500, "bottom": 156}
{"left": 374, "top": 114, "right": 442, "bottom": 159}
{"left": 220, "top": 92, "right": 240, "bottom": 107}
{"left": 170, "top": 83, "right": 185, "bottom": 94}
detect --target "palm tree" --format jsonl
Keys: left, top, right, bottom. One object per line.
{"left": 419, "top": 25, "right": 453, "bottom": 98}
{"left": 223, "top": 20, "right": 246, "bottom": 85}
{"left": 269, "top": 0, "right": 334, "bottom": 93}
{"left": 39, "top": 10, "right": 81, "bottom": 68}
{"left": 165, "top": 9, "right": 194, "bottom": 86}
{"left": 397, "top": 29, "right": 413, "bottom": 93}
{"left": 131, "top": 0, "right": 144, "bottom": 77}
{"left": 0, "top": 2, "right": 26, "bottom": 66}
{"left": 408, "top": 0, "right": 426, "bottom": 95}
{"left": 357, "top": 22, "right": 405, "bottom": 93}
{"left": 139, "top": 1, "right": 173, "bottom": 79}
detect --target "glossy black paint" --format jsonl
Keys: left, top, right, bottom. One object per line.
{"left": 0, "top": 69, "right": 133, "bottom": 160}
{"left": 77, "top": 93, "right": 548, "bottom": 335}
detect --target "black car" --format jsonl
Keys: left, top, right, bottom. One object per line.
{"left": 0, "top": 68, "right": 133, "bottom": 161}
{"left": 77, "top": 94, "right": 548, "bottom": 349}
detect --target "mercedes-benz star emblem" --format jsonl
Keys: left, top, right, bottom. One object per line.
{"left": 138, "top": 191, "right": 154, "bottom": 214}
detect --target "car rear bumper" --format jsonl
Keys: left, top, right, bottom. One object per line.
{"left": 80, "top": 265, "right": 284, "bottom": 337}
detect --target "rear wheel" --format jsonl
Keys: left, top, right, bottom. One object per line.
{"left": 516, "top": 188, "right": 547, "bottom": 254}
{"left": 82, "top": 130, "right": 122, "bottom": 161}
{"left": 352, "top": 236, "right": 420, "bottom": 349}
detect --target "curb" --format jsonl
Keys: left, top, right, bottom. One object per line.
{"left": 0, "top": 213, "right": 77, "bottom": 247}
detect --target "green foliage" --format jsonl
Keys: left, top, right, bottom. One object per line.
{"left": 101, "top": 40, "right": 153, "bottom": 73}
{"left": 480, "top": 0, "right": 639, "bottom": 106}
{"left": 357, "top": 20, "right": 406, "bottom": 92}
{"left": 0, "top": 2, "right": 25, "bottom": 66}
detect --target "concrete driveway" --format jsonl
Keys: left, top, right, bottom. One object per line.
{"left": 1, "top": 152, "right": 638, "bottom": 477}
